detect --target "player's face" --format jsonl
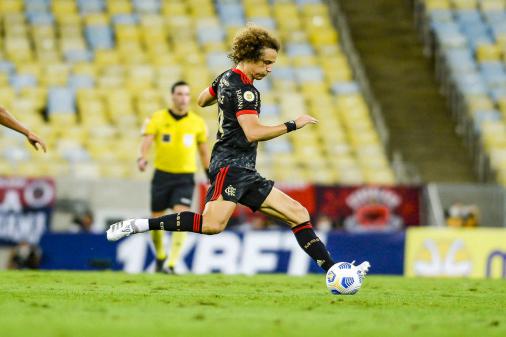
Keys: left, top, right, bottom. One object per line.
{"left": 250, "top": 48, "right": 278, "bottom": 80}
{"left": 171, "top": 85, "right": 191, "bottom": 112}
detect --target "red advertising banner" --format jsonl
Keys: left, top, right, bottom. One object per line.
{"left": 315, "top": 185, "right": 422, "bottom": 231}
{"left": 0, "top": 177, "right": 56, "bottom": 243}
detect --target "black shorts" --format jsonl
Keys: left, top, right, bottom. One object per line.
{"left": 151, "top": 169, "right": 195, "bottom": 212}
{"left": 205, "top": 166, "right": 274, "bottom": 212}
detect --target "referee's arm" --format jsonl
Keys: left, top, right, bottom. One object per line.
{"left": 138, "top": 134, "right": 154, "bottom": 171}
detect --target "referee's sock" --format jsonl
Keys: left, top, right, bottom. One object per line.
{"left": 291, "top": 222, "right": 335, "bottom": 272}
{"left": 132, "top": 212, "right": 203, "bottom": 233}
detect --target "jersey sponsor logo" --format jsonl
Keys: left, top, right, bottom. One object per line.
{"left": 236, "top": 89, "right": 244, "bottom": 109}
{"left": 218, "top": 94, "right": 224, "bottom": 104}
{"left": 224, "top": 185, "right": 236, "bottom": 197}
{"left": 243, "top": 91, "right": 255, "bottom": 102}
{"left": 220, "top": 78, "right": 229, "bottom": 87}
{"left": 183, "top": 134, "right": 194, "bottom": 147}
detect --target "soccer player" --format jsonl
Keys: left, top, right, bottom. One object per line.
{"left": 0, "top": 105, "right": 46, "bottom": 152}
{"left": 138, "top": 81, "right": 210, "bottom": 273}
{"left": 107, "top": 26, "right": 370, "bottom": 275}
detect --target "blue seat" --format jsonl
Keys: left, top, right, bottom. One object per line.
{"left": 432, "top": 22, "right": 467, "bottom": 48}
{"left": 68, "top": 75, "right": 95, "bottom": 91}
{"left": 261, "top": 104, "right": 280, "bottom": 117}
{"left": 24, "top": 0, "right": 49, "bottom": 14}
{"left": 455, "top": 9, "right": 482, "bottom": 25}
{"left": 286, "top": 43, "right": 314, "bottom": 57}
{"left": 264, "top": 138, "right": 292, "bottom": 154}
{"left": 133, "top": 0, "right": 160, "bottom": 14}
{"left": 253, "top": 77, "right": 272, "bottom": 92}
{"left": 271, "top": 67, "right": 295, "bottom": 81}
{"left": 473, "top": 110, "right": 501, "bottom": 133}
{"left": 455, "top": 73, "right": 488, "bottom": 95}
{"left": 429, "top": 9, "right": 454, "bottom": 24}
{"left": 77, "top": 0, "right": 104, "bottom": 14}
{"left": 295, "top": 67, "right": 324, "bottom": 83}
{"left": 10, "top": 74, "right": 38, "bottom": 92}
{"left": 48, "top": 87, "right": 76, "bottom": 114}
{"left": 489, "top": 88, "right": 506, "bottom": 102}
{"left": 64, "top": 50, "right": 93, "bottom": 63}
{"left": 332, "top": 82, "right": 360, "bottom": 95}
{"left": 26, "top": 12, "right": 54, "bottom": 25}
{"left": 247, "top": 17, "right": 276, "bottom": 31}
{"left": 85, "top": 25, "right": 114, "bottom": 50}
{"left": 112, "top": 14, "right": 139, "bottom": 26}
{"left": 445, "top": 48, "right": 476, "bottom": 72}
{"left": 197, "top": 26, "right": 225, "bottom": 44}
{"left": 0, "top": 61, "right": 15, "bottom": 76}
{"left": 206, "top": 52, "right": 232, "bottom": 69}
{"left": 482, "top": 11, "right": 506, "bottom": 24}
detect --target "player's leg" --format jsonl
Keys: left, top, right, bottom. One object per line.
{"left": 106, "top": 196, "right": 236, "bottom": 240}
{"left": 258, "top": 187, "right": 336, "bottom": 271}
{"left": 166, "top": 204, "right": 190, "bottom": 272}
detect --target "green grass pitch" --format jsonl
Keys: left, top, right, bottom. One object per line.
{"left": 0, "top": 271, "right": 504, "bottom": 337}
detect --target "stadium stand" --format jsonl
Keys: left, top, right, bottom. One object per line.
{"left": 415, "top": 0, "right": 506, "bottom": 184}
{"left": 0, "top": 0, "right": 395, "bottom": 185}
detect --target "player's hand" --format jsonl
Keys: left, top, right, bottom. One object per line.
{"left": 137, "top": 158, "right": 148, "bottom": 171}
{"left": 295, "top": 115, "right": 318, "bottom": 129}
{"left": 26, "top": 131, "right": 47, "bottom": 152}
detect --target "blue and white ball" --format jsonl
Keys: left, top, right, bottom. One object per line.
{"left": 326, "top": 262, "right": 363, "bottom": 295}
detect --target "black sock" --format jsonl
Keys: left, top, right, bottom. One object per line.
{"left": 292, "top": 222, "right": 335, "bottom": 271}
{"left": 149, "top": 212, "right": 202, "bottom": 233}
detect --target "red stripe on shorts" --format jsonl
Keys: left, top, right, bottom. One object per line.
{"left": 211, "top": 166, "right": 229, "bottom": 201}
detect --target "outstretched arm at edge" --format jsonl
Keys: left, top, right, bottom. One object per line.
{"left": 0, "top": 106, "right": 47, "bottom": 152}
{"left": 237, "top": 114, "right": 318, "bottom": 143}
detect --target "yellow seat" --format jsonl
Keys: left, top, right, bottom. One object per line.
{"left": 476, "top": 44, "right": 501, "bottom": 62}
{"left": 84, "top": 14, "right": 110, "bottom": 26}
{"left": 479, "top": 0, "right": 504, "bottom": 11}
{"left": 162, "top": 2, "right": 187, "bottom": 16}
{"left": 50, "top": 113, "right": 77, "bottom": 127}
{"left": 363, "top": 168, "right": 396, "bottom": 185}
{"left": 0, "top": 88, "right": 15, "bottom": 110}
{"left": 451, "top": 0, "right": 477, "bottom": 10}
{"left": 107, "top": 0, "right": 132, "bottom": 14}
{"left": 0, "top": 0, "right": 23, "bottom": 13}
{"left": 95, "top": 50, "right": 120, "bottom": 66}
{"left": 425, "top": 0, "right": 451, "bottom": 11}
{"left": 52, "top": 0, "right": 78, "bottom": 17}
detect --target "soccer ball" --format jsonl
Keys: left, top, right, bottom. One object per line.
{"left": 326, "top": 262, "right": 364, "bottom": 295}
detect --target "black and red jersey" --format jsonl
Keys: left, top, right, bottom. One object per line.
{"left": 207, "top": 68, "right": 261, "bottom": 174}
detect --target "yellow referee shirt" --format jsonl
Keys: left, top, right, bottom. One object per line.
{"left": 142, "top": 109, "right": 208, "bottom": 173}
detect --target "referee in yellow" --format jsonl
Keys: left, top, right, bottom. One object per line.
{"left": 138, "top": 81, "right": 210, "bottom": 273}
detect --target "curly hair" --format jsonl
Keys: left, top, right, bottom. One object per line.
{"left": 228, "top": 25, "right": 280, "bottom": 64}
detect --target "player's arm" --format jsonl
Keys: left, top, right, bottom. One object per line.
{"left": 198, "top": 72, "right": 224, "bottom": 107}
{"left": 0, "top": 106, "right": 47, "bottom": 152}
{"left": 138, "top": 134, "right": 154, "bottom": 171}
{"left": 237, "top": 114, "right": 318, "bottom": 143}
{"left": 197, "top": 87, "right": 217, "bottom": 107}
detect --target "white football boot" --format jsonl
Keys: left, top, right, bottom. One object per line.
{"left": 106, "top": 219, "right": 137, "bottom": 241}
{"left": 354, "top": 260, "right": 371, "bottom": 277}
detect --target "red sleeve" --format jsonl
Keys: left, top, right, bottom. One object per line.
{"left": 236, "top": 110, "right": 259, "bottom": 117}
{"left": 208, "top": 86, "right": 216, "bottom": 97}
